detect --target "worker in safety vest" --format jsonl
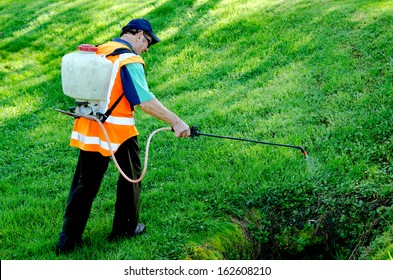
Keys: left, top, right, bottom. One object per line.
{"left": 57, "top": 19, "right": 190, "bottom": 253}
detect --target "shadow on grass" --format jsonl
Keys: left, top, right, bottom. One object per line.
{"left": 1, "top": 0, "right": 392, "bottom": 260}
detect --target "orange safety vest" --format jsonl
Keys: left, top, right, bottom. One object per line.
{"left": 70, "top": 41, "right": 145, "bottom": 156}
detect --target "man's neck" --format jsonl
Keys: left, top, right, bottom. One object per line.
{"left": 113, "top": 38, "right": 137, "bottom": 54}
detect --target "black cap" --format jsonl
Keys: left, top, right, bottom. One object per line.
{"left": 121, "top": 18, "right": 161, "bottom": 45}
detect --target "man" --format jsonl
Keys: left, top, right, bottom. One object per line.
{"left": 57, "top": 18, "right": 190, "bottom": 253}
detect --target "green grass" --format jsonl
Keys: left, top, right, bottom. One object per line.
{"left": 1, "top": 0, "right": 392, "bottom": 260}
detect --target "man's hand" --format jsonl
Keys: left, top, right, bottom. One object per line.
{"left": 172, "top": 120, "right": 190, "bottom": 138}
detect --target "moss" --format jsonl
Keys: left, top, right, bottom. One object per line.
{"left": 359, "top": 225, "right": 393, "bottom": 260}
{"left": 185, "top": 223, "right": 253, "bottom": 260}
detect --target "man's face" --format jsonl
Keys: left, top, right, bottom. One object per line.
{"left": 133, "top": 31, "right": 152, "bottom": 55}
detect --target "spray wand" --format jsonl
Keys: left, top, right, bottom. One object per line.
{"left": 190, "top": 126, "right": 307, "bottom": 157}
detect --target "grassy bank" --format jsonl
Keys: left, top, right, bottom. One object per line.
{"left": 1, "top": 0, "right": 392, "bottom": 260}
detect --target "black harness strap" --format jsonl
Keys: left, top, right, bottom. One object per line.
{"left": 106, "top": 47, "right": 136, "bottom": 57}
{"left": 98, "top": 93, "right": 125, "bottom": 123}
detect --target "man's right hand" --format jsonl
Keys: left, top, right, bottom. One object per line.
{"left": 172, "top": 120, "right": 190, "bottom": 138}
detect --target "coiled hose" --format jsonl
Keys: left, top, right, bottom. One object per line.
{"left": 78, "top": 113, "right": 172, "bottom": 183}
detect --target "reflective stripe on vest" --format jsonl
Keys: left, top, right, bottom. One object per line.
{"left": 105, "top": 116, "right": 135, "bottom": 126}
{"left": 71, "top": 131, "right": 120, "bottom": 151}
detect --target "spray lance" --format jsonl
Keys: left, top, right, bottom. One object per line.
{"left": 190, "top": 126, "right": 307, "bottom": 157}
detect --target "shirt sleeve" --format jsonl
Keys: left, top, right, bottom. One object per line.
{"left": 121, "top": 62, "right": 156, "bottom": 107}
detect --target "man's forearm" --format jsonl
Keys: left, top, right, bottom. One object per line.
{"left": 138, "top": 98, "right": 181, "bottom": 126}
{"left": 138, "top": 98, "right": 190, "bottom": 137}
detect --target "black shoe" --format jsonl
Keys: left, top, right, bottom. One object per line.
{"left": 108, "top": 223, "right": 146, "bottom": 242}
{"left": 56, "top": 233, "right": 82, "bottom": 254}
{"left": 134, "top": 223, "right": 146, "bottom": 235}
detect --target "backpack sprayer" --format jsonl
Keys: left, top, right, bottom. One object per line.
{"left": 61, "top": 44, "right": 113, "bottom": 117}
{"left": 58, "top": 44, "right": 307, "bottom": 183}
{"left": 58, "top": 44, "right": 173, "bottom": 183}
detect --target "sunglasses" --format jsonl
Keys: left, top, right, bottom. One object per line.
{"left": 143, "top": 32, "right": 152, "bottom": 47}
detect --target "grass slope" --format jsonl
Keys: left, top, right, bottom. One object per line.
{"left": 0, "top": 0, "right": 392, "bottom": 260}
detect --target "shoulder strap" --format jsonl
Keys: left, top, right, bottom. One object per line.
{"left": 106, "top": 47, "right": 136, "bottom": 57}
{"left": 98, "top": 93, "right": 125, "bottom": 123}
{"left": 99, "top": 47, "right": 135, "bottom": 123}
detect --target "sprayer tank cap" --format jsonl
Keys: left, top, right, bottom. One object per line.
{"left": 78, "top": 44, "right": 98, "bottom": 52}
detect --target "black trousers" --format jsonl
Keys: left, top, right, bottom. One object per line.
{"left": 60, "top": 136, "right": 141, "bottom": 240}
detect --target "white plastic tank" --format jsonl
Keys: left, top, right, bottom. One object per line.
{"left": 61, "top": 44, "right": 113, "bottom": 102}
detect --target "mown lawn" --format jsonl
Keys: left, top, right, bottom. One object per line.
{"left": 0, "top": 0, "right": 392, "bottom": 260}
